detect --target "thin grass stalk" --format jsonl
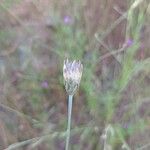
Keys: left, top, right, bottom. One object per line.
{"left": 65, "top": 95, "right": 73, "bottom": 150}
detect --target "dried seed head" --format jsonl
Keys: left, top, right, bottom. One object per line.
{"left": 63, "top": 59, "right": 83, "bottom": 95}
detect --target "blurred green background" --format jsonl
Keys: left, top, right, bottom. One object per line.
{"left": 0, "top": 0, "right": 150, "bottom": 149}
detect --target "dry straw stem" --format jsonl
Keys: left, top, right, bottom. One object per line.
{"left": 4, "top": 124, "right": 96, "bottom": 150}
{"left": 136, "top": 143, "right": 150, "bottom": 150}
{"left": 95, "top": 0, "right": 147, "bottom": 64}
{"left": 0, "top": 1, "right": 40, "bottom": 36}
{"left": 0, "top": 103, "right": 39, "bottom": 125}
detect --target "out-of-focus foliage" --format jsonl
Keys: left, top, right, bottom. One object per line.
{"left": 0, "top": 0, "right": 150, "bottom": 149}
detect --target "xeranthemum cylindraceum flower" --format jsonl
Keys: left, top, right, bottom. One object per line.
{"left": 63, "top": 59, "right": 83, "bottom": 95}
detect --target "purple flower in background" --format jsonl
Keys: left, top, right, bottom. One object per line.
{"left": 41, "top": 81, "right": 49, "bottom": 89}
{"left": 63, "top": 16, "right": 72, "bottom": 24}
{"left": 126, "top": 39, "right": 133, "bottom": 46}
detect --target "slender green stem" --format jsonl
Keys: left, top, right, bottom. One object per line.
{"left": 65, "top": 95, "right": 73, "bottom": 150}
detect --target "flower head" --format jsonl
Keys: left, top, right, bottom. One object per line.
{"left": 41, "top": 81, "right": 49, "bottom": 89}
{"left": 63, "top": 16, "right": 72, "bottom": 24}
{"left": 63, "top": 59, "right": 83, "bottom": 95}
{"left": 126, "top": 39, "right": 133, "bottom": 46}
